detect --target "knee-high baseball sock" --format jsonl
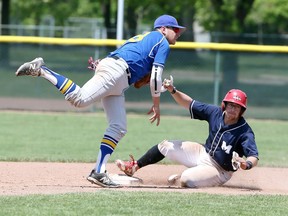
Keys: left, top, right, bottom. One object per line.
{"left": 137, "top": 144, "right": 165, "bottom": 168}
{"left": 39, "top": 65, "right": 78, "bottom": 96}
{"left": 94, "top": 134, "right": 118, "bottom": 173}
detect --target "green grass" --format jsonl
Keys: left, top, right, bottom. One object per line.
{"left": 0, "top": 191, "right": 287, "bottom": 216}
{"left": 0, "top": 111, "right": 287, "bottom": 215}
{"left": 0, "top": 111, "right": 287, "bottom": 166}
{"left": 0, "top": 111, "right": 205, "bottom": 162}
{"left": 1, "top": 42, "right": 288, "bottom": 215}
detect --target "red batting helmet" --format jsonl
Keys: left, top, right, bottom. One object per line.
{"left": 222, "top": 89, "right": 247, "bottom": 111}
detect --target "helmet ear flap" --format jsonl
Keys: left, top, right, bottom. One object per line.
{"left": 221, "top": 102, "right": 226, "bottom": 111}
{"left": 240, "top": 107, "right": 246, "bottom": 116}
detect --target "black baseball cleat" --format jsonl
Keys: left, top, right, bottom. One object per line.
{"left": 15, "top": 57, "right": 45, "bottom": 77}
{"left": 87, "top": 170, "right": 120, "bottom": 188}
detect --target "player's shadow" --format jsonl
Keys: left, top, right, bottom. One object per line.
{"left": 222, "top": 184, "right": 262, "bottom": 191}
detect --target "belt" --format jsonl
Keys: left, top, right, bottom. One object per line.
{"left": 110, "top": 55, "right": 120, "bottom": 60}
{"left": 109, "top": 55, "right": 131, "bottom": 79}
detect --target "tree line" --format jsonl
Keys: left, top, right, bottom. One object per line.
{"left": 1, "top": 0, "right": 287, "bottom": 91}
{"left": 1, "top": 0, "right": 288, "bottom": 42}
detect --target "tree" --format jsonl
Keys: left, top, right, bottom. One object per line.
{"left": 248, "top": 0, "right": 288, "bottom": 34}
{"left": 1, "top": 0, "right": 10, "bottom": 32}
{"left": 1, "top": 0, "right": 11, "bottom": 65}
{"left": 195, "top": 0, "right": 255, "bottom": 93}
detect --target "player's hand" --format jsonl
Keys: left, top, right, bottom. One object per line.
{"left": 232, "top": 151, "right": 246, "bottom": 170}
{"left": 161, "top": 75, "right": 174, "bottom": 92}
{"left": 147, "top": 105, "right": 160, "bottom": 126}
{"left": 88, "top": 57, "right": 101, "bottom": 71}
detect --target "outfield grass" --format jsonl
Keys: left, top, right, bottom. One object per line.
{"left": 0, "top": 111, "right": 287, "bottom": 215}
{"left": 0, "top": 111, "right": 287, "bottom": 166}
{"left": 0, "top": 191, "right": 287, "bottom": 216}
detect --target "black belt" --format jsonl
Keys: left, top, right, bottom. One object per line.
{"left": 109, "top": 56, "right": 131, "bottom": 79}
{"left": 110, "top": 55, "right": 121, "bottom": 60}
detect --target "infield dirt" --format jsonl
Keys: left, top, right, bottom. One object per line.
{"left": 0, "top": 162, "right": 287, "bottom": 196}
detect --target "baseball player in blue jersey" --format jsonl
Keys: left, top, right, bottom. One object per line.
{"left": 15, "top": 15, "right": 186, "bottom": 188}
{"left": 116, "top": 78, "right": 259, "bottom": 188}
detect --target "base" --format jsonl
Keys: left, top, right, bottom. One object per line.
{"left": 110, "top": 174, "right": 143, "bottom": 186}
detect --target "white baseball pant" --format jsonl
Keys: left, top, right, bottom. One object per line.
{"left": 158, "top": 140, "right": 233, "bottom": 188}
{"left": 65, "top": 57, "right": 130, "bottom": 141}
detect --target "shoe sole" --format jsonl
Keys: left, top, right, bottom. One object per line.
{"left": 87, "top": 176, "right": 120, "bottom": 188}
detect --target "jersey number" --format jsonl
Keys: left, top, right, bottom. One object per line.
{"left": 127, "top": 32, "right": 150, "bottom": 42}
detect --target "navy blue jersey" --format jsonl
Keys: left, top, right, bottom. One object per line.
{"left": 108, "top": 31, "right": 170, "bottom": 84}
{"left": 190, "top": 100, "right": 259, "bottom": 171}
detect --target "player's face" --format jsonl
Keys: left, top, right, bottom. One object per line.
{"left": 161, "top": 26, "right": 181, "bottom": 45}
{"left": 225, "top": 102, "right": 242, "bottom": 120}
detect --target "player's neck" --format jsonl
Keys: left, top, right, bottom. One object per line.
{"left": 224, "top": 118, "right": 238, "bottom": 125}
{"left": 223, "top": 113, "right": 239, "bottom": 125}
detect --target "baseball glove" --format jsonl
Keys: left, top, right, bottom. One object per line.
{"left": 87, "top": 57, "right": 101, "bottom": 71}
{"left": 134, "top": 73, "right": 151, "bottom": 89}
{"left": 231, "top": 151, "right": 240, "bottom": 170}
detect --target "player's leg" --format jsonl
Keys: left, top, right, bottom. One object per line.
{"left": 124, "top": 144, "right": 166, "bottom": 175}
{"left": 180, "top": 165, "right": 219, "bottom": 187}
{"left": 96, "top": 94, "right": 127, "bottom": 172}
{"left": 116, "top": 144, "right": 165, "bottom": 176}
{"left": 15, "top": 57, "right": 79, "bottom": 99}
{"left": 180, "top": 165, "right": 232, "bottom": 188}
{"left": 158, "top": 140, "right": 202, "bottom": 167}
{"left": 15, "top": 57, "right": 129, "bottom": 108}
{"left": 64, "top": 57, "right": 129, "bottom": 107}
{"left": 180, "top": 150, "right": 233, "bottom": 188}
{"left": 87, "top": 94, "right": 127, "bottom": 187}
{"left": 159, "top": 141, "right": 233, "bottom": 187}
{"left": 116, "top": 139, "right": 196, "bottom": 176}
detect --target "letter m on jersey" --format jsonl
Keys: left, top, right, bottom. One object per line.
{"left": 221, "top": 141, "right": 232, "bottom": 154}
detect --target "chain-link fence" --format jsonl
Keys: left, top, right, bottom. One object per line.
{"left": 1, "top": 37, "right": 288, "bottom": 120}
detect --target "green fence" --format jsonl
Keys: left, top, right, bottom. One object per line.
{"left": 1, "top": 36, "right": 288, "bottom": 120}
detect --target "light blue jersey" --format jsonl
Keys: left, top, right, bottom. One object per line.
{"left": 108, "top": 31, "right": 170, "bottom": 84}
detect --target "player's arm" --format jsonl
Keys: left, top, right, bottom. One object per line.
{"left": 169, "top": 88, "right": 193, "bottom": 110}
{"left": 150, "top": 64, "right": 163, "bottom": 98}
{"left": 239, "top": 156, "right": 258, "bottom": 170}
{"left": 148, "top": 64, "right": 163, "bottom": 126}
{"left": 233, "top": 155, "right": 258, "bottom": 170}
{"left": 163, "top": 77, "right": 193, "bottom": 109}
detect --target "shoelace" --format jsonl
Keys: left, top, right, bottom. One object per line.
{"left": 128, "top": 154, "right": 137, "bottom": 166}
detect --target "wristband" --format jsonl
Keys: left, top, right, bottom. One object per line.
{"left": 171, "top": 86, "right": 177, "bottom": 94}
{"left": 245, "top": 161, "right": 253, "bottom": 170}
